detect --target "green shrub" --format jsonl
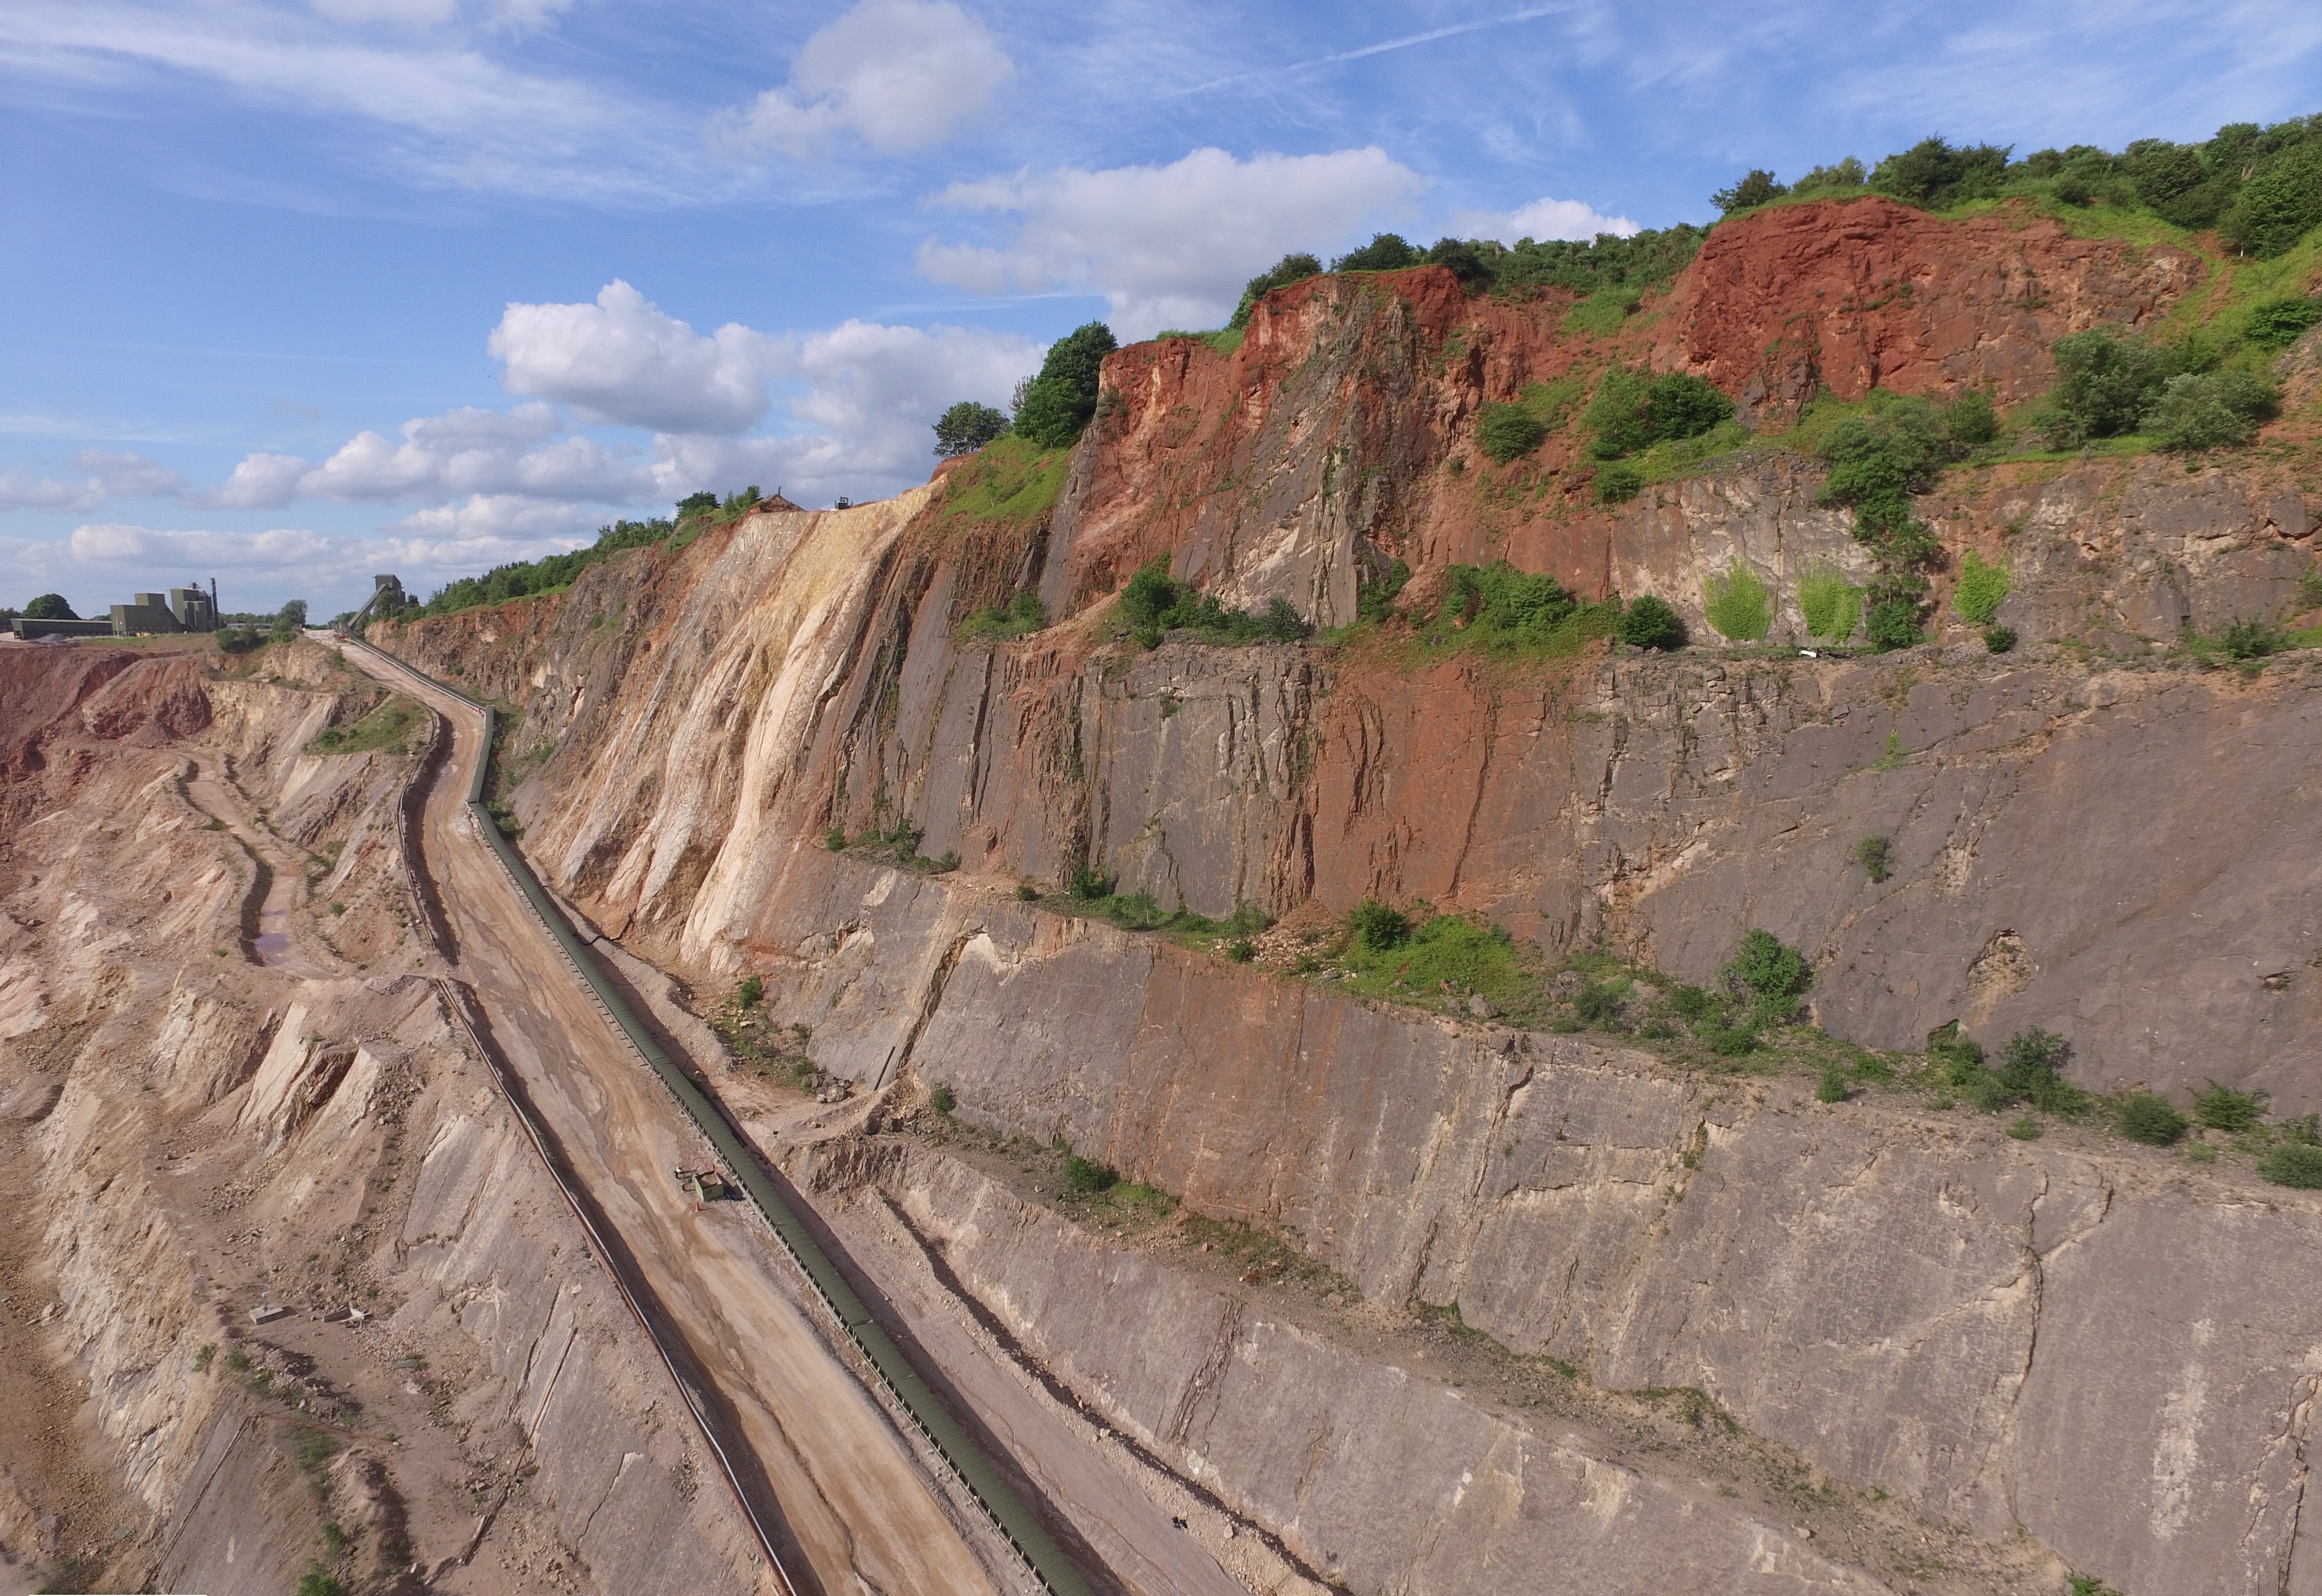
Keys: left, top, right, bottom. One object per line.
{"left": 2259, "top": 1143, "right": 2322, "bottom": 1189}
{"left": 1947, "top": 389, "right": 2000, "bottom": 449}
{"left": 1331, "top": 233, "right": 1423, "bottom": 272}
{"left": 217, "top": 624, "right": 265, "bottom": 653}
{"left": 957, "top": 591, "right": 1047, "bottom": 642}
{"left": 1586, "top": 369, "right": 1654, "bottom": 458}
{"left": 1952, "top": 551, "right": 2011, "bottom": 624}
{"left": 2007, "top": 1114, "right": 2044, "bottom": 1140}
{"left": 1015, "top": 883, "right": 1039, "bottom": 901}
{"left": 1865, "top": 595, "right": 1924, "bottom": 651}
{"left": 1573, "top": 982, "right": 1622, "bottom": 1026}
{"left": 2039, "top": 330, "right": 2180, "bottom": 447}
{"left": 1070, "top": 865, "right": 1116, "bottom": 900}
{"left": 1649, "top": 374, "right": 1736, "bottom": 440}
{"left": 1816, "top": 1060, "right": 1849, "bottom": 1102}
{"left": 2192, "top": 1079, "right": 2265, "bottom": 1132}
{"left": 1792, "top": 157, "right": 1867, "bottom": 194}
{"left": 1229, "top": 254, "right": 1324, "bottom": 329}
{"left": 1474, "top": 402, "right": 1549, "bottom": 463}
{"left": 1423, "top": 237, "right": 1501, "bottom": 294}
{"left": 1701, "top": 562, "right": 1772, "bottom": 642}
{"left": 824, "top": 826, "right": 846, "bottom": 851}
{"left": 1347, "top": 899, "right": 1411, "bottom": 954}
{"left": 270, "top": 598, "right": 309, "bottom": 642}
{"left": 1713, "top": 169, "right": 1786, "bottom": 214}
{"left": 737, "top": 974, "right": 762, "bottom": 1008}
{"left": 1427, "top": 562, "right": 1622, "bottom": 657}
{"left": 1614, "top": 594, "right": 1686, "bottom": 650}
{"left": 1441, "top": 562, "right": 1578, "bottom": 635}
{"left": 1796, "top": 558, "right": 1863, "bottom": 644}
{"left": 2117, "top": 1091, "right": 2188, "bottom": 1146}
{"left": 1587, "top": 369, "right": 1733, "bottom": 459}
{"left": 1998, "top": 1027, "right": 2086, "bottom": 1111}
{"left": 1870, "top": 136, "right": 2012, "bottom": 210}
{"left": 1116, "top": 555, "right": 1312, "bottom": 648}
{"left": 2245, "top": 297, "right": 2322, "bottom": 349}
{"left": 1983, "top": 626, "right": 2017, "bottom": 653}
{"left": 1817, "top": 399, "right": 1952, "bottom": 536}
{"left": 1013, "top": 322, "right": 1119, "bottom": 448}
{"left": 1668, "top": 985, "right": 1717, "bottom": 1021}
{"left": 933, "top": 400, "right": 1009, "bottom": 457}
{"left": 1340, "top": 912, "right": 1527, "bottom": 1012}
{"left": 2220, "top": 143, "right": 2322, "bottom": 258}
{"left": 2146, "top": 370, "right": 2277, "bottom": 452}
{"left": 1595, "top": 461, "right": 1644, "bottom": 503}
{"left": 1224, "top": 937, "right": 1257, "bottom": 962}
{"left": 1062, "top": 1154, "right": 1119, "bottom": 1194}
{"left": 1722, "top": 929, "right": 1811, "bottom": 1021}
{"left": 1358, "top": 557, "right": 1411, "bottom": 622}
{"left": 2220, "top": 617, "right": 2286, "bottom": 660}
{"left": 928, "top": 1083, "right": 956, "bottom": 1113}
{"left": 1852, "top": 836, "right": 1893, "bottom": 883}
{"left": 297, "top": 1564, "right": 347, "bottom": 1596}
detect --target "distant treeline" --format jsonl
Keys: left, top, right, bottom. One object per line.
{"left": 1225, "top": 225, "right": 1709, "bottom": 328}
{"left": 359, "top": 489, "right": 763, "bottom": 627}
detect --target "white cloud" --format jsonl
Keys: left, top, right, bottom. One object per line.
{"left": 915, "top": 146, "right": 1425, "bottom": 337}
{"left": 0, "top": 450, "right": 188, "bottom": 513}
{"left": 491, "top": 281, "right": 789, "bottom": 435}
{"left": 214, "top": 453, "right": 311, "bottom": 510}
{"left": 1452, "top": 195, "right": 1640, "bottom": 245}
{"left": 0, "top": 470, "right": 104, "bottom": 514}
{"left": 205, "top": 401, "right": 650, "bottom": 510}
{"left": 0, "top": 1, "right": 684, "bottom": 202}
{"left": 307, "top": 0, "right": 573, "bottom": 28}
{"left": 711, "top": 0, "right": 1014, "bottom": 160}
{"left": 380, "top": 492, "right": 607, "bottom": 541}
{"left": 650, "top": 317, "right": 1044, "bottom": 505}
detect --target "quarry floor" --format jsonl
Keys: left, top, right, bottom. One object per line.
{"left": 340, "top": 640, "right": 1030, "bottom": 1596}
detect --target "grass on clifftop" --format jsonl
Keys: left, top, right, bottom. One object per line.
{"left": 933, "top": 435, "right": 1070, "bottom": 532}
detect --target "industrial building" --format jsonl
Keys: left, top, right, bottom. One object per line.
{"left": 8, "top": 581, "right": 221, "bottom": 640}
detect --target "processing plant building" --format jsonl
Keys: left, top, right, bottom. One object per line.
{"left": 9, "top": 583, "right": 221, "bottom": 640}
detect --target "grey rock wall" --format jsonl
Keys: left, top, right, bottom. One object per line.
{"left": 735, "top": 848, "right": 2322, "bottom": 1595}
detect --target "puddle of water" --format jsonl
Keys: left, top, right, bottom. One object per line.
{"left": 254, "top": 933, "right": 291, "bottom": 966}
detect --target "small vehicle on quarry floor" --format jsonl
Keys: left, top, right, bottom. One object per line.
{"left": 674, "top": 1167, "right": 733, "bottom": 1208}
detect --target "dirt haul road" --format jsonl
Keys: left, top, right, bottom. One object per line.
{"left": 335, "top": 637, "right": 1010, "bottom": 1596}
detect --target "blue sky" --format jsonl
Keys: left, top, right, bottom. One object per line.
{"left": 4, "top": 0, "right": 2320, "bottom": 616}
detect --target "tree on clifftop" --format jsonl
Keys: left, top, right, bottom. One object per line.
{"left": 1228, "top": 253, "right": 1324, "bottom": 330}
{"left": 23, "top": 593, "right": 78, "bottom": 620}
{"left": 1712, "top": 169, "right": 1786, "bottom": 213}
{"left": 932, "top": 401, "right": 1009, "bottom": 457}
{"left": 1011, "top": 322, "right": 1118, "bottom": 450}
{"left": 1331, "top": 233, "right": 1422, "bottom": 272}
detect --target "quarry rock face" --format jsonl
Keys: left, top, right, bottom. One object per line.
{"left": 1658, "top": 196, "right": 2204, "bottom": 409}
{"left": 0, "top": 645, "right": 765, "bottom": 1595}
{"left": 20, "top": 195, "right": 2321, "bottom": 1595}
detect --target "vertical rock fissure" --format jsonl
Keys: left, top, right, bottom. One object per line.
{"left": 876, "top": 927, "right": 976, "bottom": 1092}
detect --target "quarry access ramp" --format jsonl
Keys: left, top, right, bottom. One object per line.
{"left": 334, "top": 631, "right": 1091, "bottom": 1596}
